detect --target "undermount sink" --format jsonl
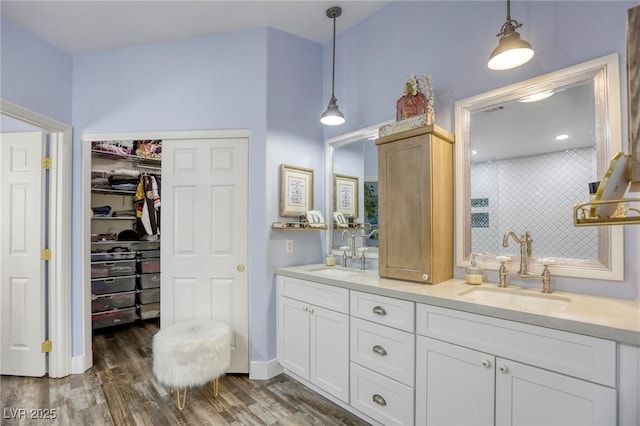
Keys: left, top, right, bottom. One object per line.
{"left": 307, "top": 267, "right": 356, "bottom": 277}
{"left": 458, "top": 287, "right": 571, "bottom": 312}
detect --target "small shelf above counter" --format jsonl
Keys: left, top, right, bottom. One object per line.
{"left": 272, "top": 221, "right": 327, "bottom": 231}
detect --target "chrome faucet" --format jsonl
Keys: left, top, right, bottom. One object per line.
{"left": 361, "top": 229, "right": 379, "bottom": 247}
{"left": 502, "top": 231, "right": 533, "bottom": 276}
{"left": 341, "top": 229, "right": 357, "bottom": 259}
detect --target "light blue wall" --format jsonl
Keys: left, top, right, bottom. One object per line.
{"left": 324, "top": 0, "right": 639, "bottom": 300}
{"left": 264, "top": 28, "right": 324, "bottom": 363}
{"left": 2, "top": 1, "right": 638, "bottom": 366}
{"left": 0, "top": 18, "right": 73, "bottom": 123}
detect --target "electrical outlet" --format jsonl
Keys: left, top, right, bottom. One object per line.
{"left": 285, "top": 239, "right": 294, "bottom": 253}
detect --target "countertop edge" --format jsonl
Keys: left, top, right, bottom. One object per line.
{"left": 277, "top": 266, "right": 640, "bottom": 347}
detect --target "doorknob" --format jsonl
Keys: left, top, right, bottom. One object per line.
{"left": 237, "top": 265, "right": 245, "bottom": 272}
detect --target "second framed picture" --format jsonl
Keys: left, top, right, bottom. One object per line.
{"left": 334, "top": 174, "right": 359, "bottom": 218}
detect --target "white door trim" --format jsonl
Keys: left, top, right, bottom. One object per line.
{"left": 80, "top": 129, "right": 251, "bottom": 374}
{"left": 1, "top": 99, "right": 72, "bottom": 378}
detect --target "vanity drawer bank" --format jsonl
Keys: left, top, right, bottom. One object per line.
{"left": 277, "top": 265, "right": 640, "bottom": 426}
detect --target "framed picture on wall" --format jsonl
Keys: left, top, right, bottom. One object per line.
{"left": 334, "top": 174, "right": 359, "bottom": 217}
{"left": 280, "top": 164, "right": 314, "bottom": 217}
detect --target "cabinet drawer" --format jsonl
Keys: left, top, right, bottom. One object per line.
{"left": 350, "top": 317, "right": 415, "bottom": 386}
{"left": 350, "top": 363, "right": 414, "bottom": 426}
{"left": 416, "top": 304, "right": 616, "bottom": 387}
{"left": 277, "top": 276, "right": 349, "bottom": 314}
{"left": 350, "top": 290, "right": 414, "bottom": 332}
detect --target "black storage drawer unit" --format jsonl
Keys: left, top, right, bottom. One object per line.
{"left": 92, "top": 291, "right": 136, "bottom": 312}
{"left": 91, "top": 260, "right": 136, "bottom": 279}
{"left": 91, "top": 276, "right": 136, "bottom": 295}
{"left": 92, "top": 307, "right": 136, "bottom": 329}
{"left": 138, "top": 273, "right": 160, "bottom": 289}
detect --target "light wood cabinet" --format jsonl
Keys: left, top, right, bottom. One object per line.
{"left": 375, "top": 125, "right": 454, "bottom": 284}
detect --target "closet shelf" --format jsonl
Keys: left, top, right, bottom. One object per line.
{"left": 92, "top": 217, "right": 137, "bottom": 221}
{"left": 91, "top": 188, "right": 136, "bottom": 195}
{"left": 91, "top": 149, "right": 161, "bottom": 168}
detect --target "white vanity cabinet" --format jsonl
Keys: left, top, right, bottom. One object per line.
{"left": 277, "top": 276, "right": 350, "bottom": 403}
{"left": 349, "top": 291, "right": 415, "bottom": 426}
{"left": 415, "top": 304, "right": 617, "bottom": 426}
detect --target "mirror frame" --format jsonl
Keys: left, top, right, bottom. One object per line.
{"left": 455, "top": 53, "right": 624, "bottom": 280}
{"left": 325, "top": 120, "right": 393, "bottom": 256}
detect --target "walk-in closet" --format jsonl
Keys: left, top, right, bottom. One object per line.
{"left": 89, "top": 140, "right": 162, "bottom": 330}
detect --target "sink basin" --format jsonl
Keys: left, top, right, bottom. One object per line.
{"left": 458, "top": 287, "right": 571, "bottom": 312}
{"left": 307, "top": 267, "right": 355, "bottom": 278}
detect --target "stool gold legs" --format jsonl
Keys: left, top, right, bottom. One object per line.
{"left": 212, "top": 378, "right": 219, "bottom": 398}
{"left": 169, "top": 387, "right": 188, "bottom": 410}
{"left": 168, "top": 378, "right": 219, "bottom": 410}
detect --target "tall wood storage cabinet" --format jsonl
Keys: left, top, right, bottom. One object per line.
{"left": 375, "top": 125, "right": 454, "bottom": 284}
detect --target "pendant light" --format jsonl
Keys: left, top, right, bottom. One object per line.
{"left": 321, "top": 6, "right": 345, "bottom": 126}
{"left": 488, "top": 0, "right": 534, "bottom": 71}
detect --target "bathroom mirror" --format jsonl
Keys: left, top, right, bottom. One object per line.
{"left": 325, "top": 121, "right": 392, "bottom": 256}
{"left": 455, "top": 53, "right": 623, "bottom": 280}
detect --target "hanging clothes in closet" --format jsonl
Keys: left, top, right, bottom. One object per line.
{"left": 134, "top": 173, "right": 161, "bottom": 239}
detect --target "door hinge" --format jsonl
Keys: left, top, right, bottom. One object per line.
{"left": 41, "top": 340, "right": 52, "bottom": 353}
{"left": 41, "top": 249, "right": 52, "bottom": 261}
{"left": 42, "top": 157, "right": 52, "bottom": 169}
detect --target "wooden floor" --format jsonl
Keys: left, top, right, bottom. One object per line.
{"left": 1, "top": 321, "right": 369, "bottom": 425}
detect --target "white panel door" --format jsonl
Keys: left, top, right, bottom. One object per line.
{"left": 495, "top": 358, "right": 616, "bottom": 426}
{"left": 0, "top": 132, "right": 46, "bottom": 376}
{"left": 277, "top": 296, "right": 311, "bottom": 380}
{"left": 162, "top": 137, "right": 249, "bottom": 373}
{"left": 310, "top": 305, "right": 349, "bottom": 402}
{"left": 416, "top": 336, "right": 495, "bottom": 426}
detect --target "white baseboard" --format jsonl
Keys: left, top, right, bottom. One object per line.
{"left": 249, "top": 359, "right": 283, "bottom": 380}
{"left": 71, "top": 355, "right": 90, "bottom": 374}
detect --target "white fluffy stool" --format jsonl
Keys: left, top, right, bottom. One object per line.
{"left": 153, "top": 320, "right": 231, "bottom": 409}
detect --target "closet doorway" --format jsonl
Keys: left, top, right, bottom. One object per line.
{"left": 81, "top": 130, "right": 249, "bottom": 374}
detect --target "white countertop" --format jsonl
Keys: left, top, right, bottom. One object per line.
{"left": 277, "top": 264, "right": 640, "bottom": 346}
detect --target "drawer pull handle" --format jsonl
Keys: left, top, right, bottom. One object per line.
{"left": 372, "top": 345, "right": 388, "bottom": 356}
{"left": 372, "top": 394, "right": 387, "bottom": 407}
{"left": 498, "top": 365, "right": 508, "bottom": 373}
{"left": 372, "top": 306, "right": 387, "bottom": 316}
{"left": 482, "top": 359, "right": 491, "bottom": 368}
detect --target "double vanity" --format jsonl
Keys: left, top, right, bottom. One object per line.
{"left": 276, "top": 264, "right": 639, "bottom": 426}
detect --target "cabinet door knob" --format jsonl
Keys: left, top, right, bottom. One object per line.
{"left": 372, "top": 345, "right": 388, "bottom": 357}
{"left": 498, "top": 364, "right": 508, "bottom": 373}
{"left": 372, "top": 394, "right": 387, "bottom": 407}
{"left": 482, "top": 359, "right": 491, "bottom": 368}
{"left": 303, "top": 307, "right": 308, "bottom": 312}
{"left": 237, "top": 264, "right": 245, "bottom": 272}
{"left": 309, "top": 308, "right": 314, "bottom": 314}
{"left": 372, "top": 306, "right": 387, "bottom": 316}
{"left": 422, "top": 274, "right": 429, "bottom": 281}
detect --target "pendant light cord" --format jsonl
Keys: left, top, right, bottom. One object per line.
{"left": 330, "top": 13, "right": 337, "bottom": 99}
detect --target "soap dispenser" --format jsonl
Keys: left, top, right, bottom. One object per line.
{"left": 465, "top": 254, "right": 483, "bottom": 285}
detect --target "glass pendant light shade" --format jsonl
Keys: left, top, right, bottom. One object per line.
{"left": 488, "top": 0, "right": 534, "bottom": 71}
{"left": 321, "top": 96, "right": 345, "bottom": 126}
{"left": 321, "top": 6, "right": 345, "bottom": 126}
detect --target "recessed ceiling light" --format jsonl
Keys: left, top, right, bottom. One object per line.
{"left": 555, "top": 134, "right": 569, "bottom": 141}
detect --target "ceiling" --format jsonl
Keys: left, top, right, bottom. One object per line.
{"left": 1, "top": 1, "right": 389, "bottom": 55}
